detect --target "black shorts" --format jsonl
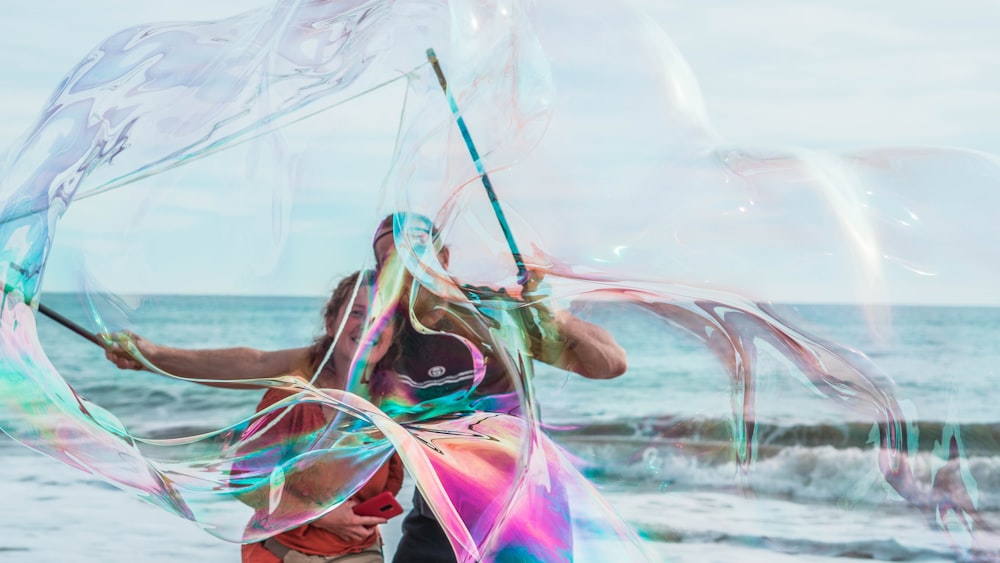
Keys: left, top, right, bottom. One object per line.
{"left": 392, "top": 507, "right": 457, "bottom": 563}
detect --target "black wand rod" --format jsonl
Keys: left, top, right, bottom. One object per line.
{"left": 37, "top": 302, "right": 105, "bottom": 348}
{"left": 3, "top": 282, "right": 105, "bottom": 348}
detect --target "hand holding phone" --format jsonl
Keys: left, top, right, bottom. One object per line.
{"left": 352, "top": 491, "right": 404, "bottom": 519}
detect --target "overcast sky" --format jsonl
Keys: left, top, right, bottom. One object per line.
{"left": 1, "top": 1, "right": 998, "bottom": 302}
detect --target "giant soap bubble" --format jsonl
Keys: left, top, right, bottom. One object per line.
{"left": 2, "top": 0, "right": 999, "bottom": 561}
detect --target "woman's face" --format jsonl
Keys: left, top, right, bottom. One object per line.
{"left": 328, "top": 285, "right": 369, "bottom": 373}
{"left": 326, "top": 285, "right": 393, "bottom": 378}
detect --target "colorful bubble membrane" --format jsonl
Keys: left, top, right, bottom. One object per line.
{"left": 2, "top": 1, "right": 1000, "bottom": 560}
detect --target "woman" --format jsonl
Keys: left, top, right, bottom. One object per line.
{"left": 106, "top": 271, "right": 403, "bottom": 562}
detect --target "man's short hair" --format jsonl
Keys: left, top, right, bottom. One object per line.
{"left": 372, "top": 212, "right": 444, "bottom": 256}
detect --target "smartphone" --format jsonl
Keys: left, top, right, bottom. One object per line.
{"left": 352, "top": 491, "right": 404, "bottom": 519}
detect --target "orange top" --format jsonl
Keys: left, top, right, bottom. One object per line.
{"left": 239, "top": 386, "right": 403, "bottom": 560}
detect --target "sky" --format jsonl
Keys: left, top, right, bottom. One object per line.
{"left": 1, "top": 0, "right": 998, "bottom": 302}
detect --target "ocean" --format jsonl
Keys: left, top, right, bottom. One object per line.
{"left": 2, "top": 294, "right": 998, "bottom": 562}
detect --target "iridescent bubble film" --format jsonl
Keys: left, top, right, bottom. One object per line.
{"left": 2, "top": 1, "right": 999, "bottom": 561}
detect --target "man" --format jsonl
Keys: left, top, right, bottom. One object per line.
{"left": 370, "top": 213, "right": 627, "bottom": 562}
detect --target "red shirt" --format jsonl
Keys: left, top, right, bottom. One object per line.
{"left": 239, "top": 386, "right": 403, "bottom": 561}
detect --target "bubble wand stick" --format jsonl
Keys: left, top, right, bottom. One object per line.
{"left": 36, "top": 302, "right": 105, "bottom": 347}
{"left": 426, "top": 48, "right": 530, "bottom": 286}
{"left": 2, "top": 281, "right": 104, "bottom": 347}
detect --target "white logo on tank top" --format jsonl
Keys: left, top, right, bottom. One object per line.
{"left": 428, "top": 366, "right": 446, "bottom": 378}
